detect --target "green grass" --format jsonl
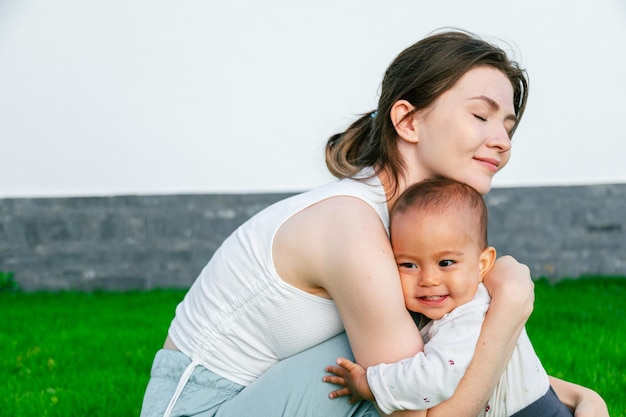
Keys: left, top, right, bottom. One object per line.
{"left": 0, "top": 290, "right": 186, "bottom": 416}
{"left": 1, "top": 278, "right": 624, "bottom": 416}
{"left": 527, "top": 277, "right": 626, "bottom": 416}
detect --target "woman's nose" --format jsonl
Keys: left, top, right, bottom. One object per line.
{"left": 488, "top": 124, "right": 512, "bottom": 152}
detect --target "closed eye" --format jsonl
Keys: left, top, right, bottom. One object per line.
{"left": 474, "top": 114, "right": 487, "bottom": 122}
{"left": 505, "top": 123, "right": 515, "bottom": 138}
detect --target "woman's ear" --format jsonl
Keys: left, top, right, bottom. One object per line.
{"left": 390, "top": 100, "right": 420, "bottom": 144}
{"left": 478, "top": 246, "right": 497, "bottom": 282}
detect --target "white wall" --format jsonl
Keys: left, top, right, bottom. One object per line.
{"left": 1, "top": 0, "right": 625, "bottom": 197}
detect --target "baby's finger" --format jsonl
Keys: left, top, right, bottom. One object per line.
{"left": 328, "top": 387, "right": 352, "bottom": 399}
{"left": 325, "top": 365, "right": 347, "bottom": 378}
{"left": 322, "top": 375, "right": 347, "bottom": 386}
{"left": 336, "top": 357, "right": 357, "bottom": 371}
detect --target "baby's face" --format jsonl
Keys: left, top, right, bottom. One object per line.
{"left": 391, "top": 211, "right": 491, "bottom": 320}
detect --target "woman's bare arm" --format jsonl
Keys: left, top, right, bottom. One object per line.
{"left": 549, "top": 376, "right": 609, "bottom": 417}
{"left": 275, "top": 196, "right": 425, "bottom": 364}
{"left": 318, "top": 198, "right": 425, "bottom": 364}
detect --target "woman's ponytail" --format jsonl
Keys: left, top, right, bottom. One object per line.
{"left": 325, "top": 111, "right": 377, "bottom": 179}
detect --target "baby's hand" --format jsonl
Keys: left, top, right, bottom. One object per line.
{"left": 323, "top": 358, "right": 354, "bottom": 401}
{"left": 323, "top": 357, "right": 374, "bottom": 403}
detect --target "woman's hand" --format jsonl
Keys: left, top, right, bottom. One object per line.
{"left": 573, "top": 394, "right": 610, "bottom": 417}
{"left": 482, "top": 255, "right": 534, "bottom": 320}
{"left": 573, "top": 391, "right": 610, "bottom": 417}
{"left": 550, "top": 376, "right": 610, "bottom": 417}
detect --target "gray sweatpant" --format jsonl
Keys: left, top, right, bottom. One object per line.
{"left": 140, "top": 332, "right": 380, "bottom": 417}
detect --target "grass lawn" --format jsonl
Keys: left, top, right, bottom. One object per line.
{"left": 528, "top": 277, "right": 625, "bottom": 416}
{"left": 1, "top": 277, "right": 625, "bottom": 416}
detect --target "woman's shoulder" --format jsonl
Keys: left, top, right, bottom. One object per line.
{"left": 272, "top": 178, "right": 392, "bottom": 298}
{"left": 299, "top": 192, "right": 385, "bottom": 229}
{"left": 307, "top": 170, "right": 389, "bottom": 228}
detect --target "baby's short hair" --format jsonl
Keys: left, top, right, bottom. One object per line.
{"left": 391, "top": 177, "right": 489, "bottom": 248}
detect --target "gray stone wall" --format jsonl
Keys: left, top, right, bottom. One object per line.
{"left": 485, "top": 184, "right": 625, "bottom": 281}
{"left": 0, "top": 193, "right": 292, "bottom": 291}
{"left": 0, "top": 184, "right": 624, "bottom": 291}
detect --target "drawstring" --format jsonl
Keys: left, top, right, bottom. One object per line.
{"left": 163, "top": 359, "right": 200, "bottom": 417}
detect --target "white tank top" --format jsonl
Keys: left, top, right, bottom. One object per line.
{"left": 167, "top": 169, "right": 389, "bottom": 385}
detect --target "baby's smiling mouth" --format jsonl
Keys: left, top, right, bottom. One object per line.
{"left": 420, "top": 295, "right": 443, "bottom": 300}
{"left": 419, "top": 295, "right": 448, "bottom": 302}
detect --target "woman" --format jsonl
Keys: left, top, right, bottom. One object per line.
{"left": 141, "top": 30, "right": 608, "bottom": 417}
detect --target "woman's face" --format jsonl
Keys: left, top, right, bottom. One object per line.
{"left": 411, "top": 66, "right": 516, "bottom": 195}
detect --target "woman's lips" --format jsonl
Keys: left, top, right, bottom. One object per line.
{"left": 475, "top": 157, "right": 500, "bottom": 173}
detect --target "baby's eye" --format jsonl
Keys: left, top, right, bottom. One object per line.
{"left": 399, "top": 262, "right": 417, "bottom": 269}
{"left": 439, "top": 260, "right": 454, "bottom": 267}
{"left": 474, "top": 114, "right": 487, "bottom": 122}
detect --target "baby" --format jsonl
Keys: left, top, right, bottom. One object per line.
{"left": 325, "top": 178, "right": 572, "bottom": 417}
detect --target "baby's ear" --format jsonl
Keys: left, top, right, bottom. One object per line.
{"left": 478, "top": 247, "right": 497, "bottom": 282}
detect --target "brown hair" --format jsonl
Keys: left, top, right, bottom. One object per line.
{"left": 391, "top": 177, "right": 489, "bottom": 248}
{"left": 325, "top": 29, "right": 528, "bottom": 198}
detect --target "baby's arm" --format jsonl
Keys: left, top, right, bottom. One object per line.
{"left": 328, "top": 291, "right": 489, "bottom": 414}
{"left": 374, "top": 304, "right": 486, "bottom": 414}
